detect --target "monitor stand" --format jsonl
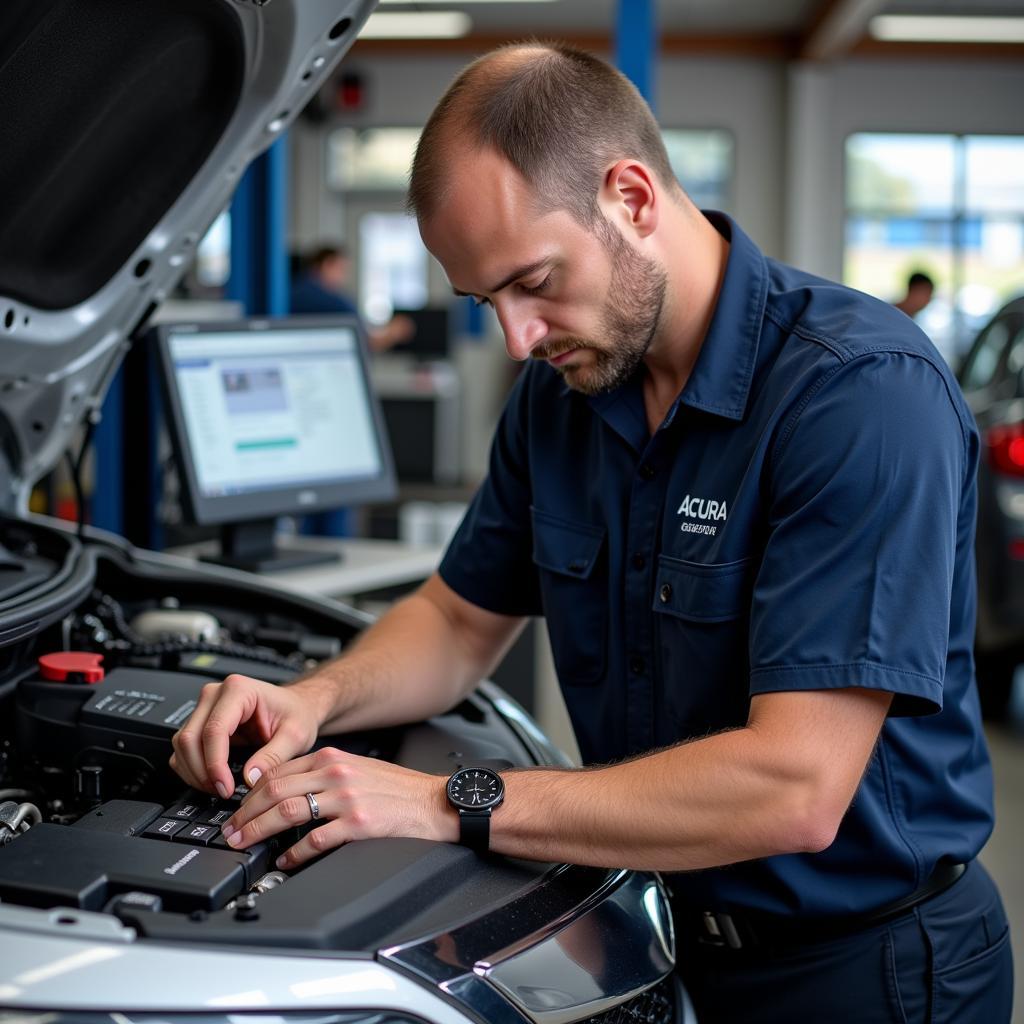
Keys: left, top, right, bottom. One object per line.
{"left": 201, "top": 518, "right": 342, "bottom": 574}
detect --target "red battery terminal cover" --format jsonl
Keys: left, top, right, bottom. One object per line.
{"left": 37, "top": 652, "right": 106, "bottom": 684}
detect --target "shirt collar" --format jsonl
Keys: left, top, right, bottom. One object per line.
{"left": 675, "top": 211, "right": 768, "bottom": 422}
{"left": 561, "top": 212, "right": 768, "bottom": 426}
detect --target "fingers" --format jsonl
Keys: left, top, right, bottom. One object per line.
{"left": 170, "top": 675, "right": 258, "bottom": 796}
{"left": 220, "top": 753, "right": 450, "bottom": 869}
{"left": 275, "top": 822, "right": 350, "bottom": 870}
{"left": 223, "top": 783, "right": 320, "bottom": 851}
{"left": 242, "top": 746, "right": 344, "bottom": 801}
{"left": 201, "top": 681, "right": 257, "bottom": 798}
{"left": 170, "top": 681, "right": 232, "bottom": 793}
{"left": 241, "top": 719, "right": 321, "bottom": 791}
{"left": 227, "top": 750, "right": 350, "bottom": 847}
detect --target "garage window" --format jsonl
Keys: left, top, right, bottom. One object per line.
{"left": 662, "top": 129, "right": 734, "bottom": 212}
{"left": 844, "top": 133, "right": 1024, "bottom": 366}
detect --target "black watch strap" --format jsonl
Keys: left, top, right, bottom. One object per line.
{"left": 458, "top": 809, "right": 491, "bottom": 853}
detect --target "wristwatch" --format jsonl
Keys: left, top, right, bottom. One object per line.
{"left": 446, "top": 765, "right": 505, "bottom": 853}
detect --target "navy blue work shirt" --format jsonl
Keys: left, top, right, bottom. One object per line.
{"left": 439, "top": 213, "right": 995, "bottom": 918}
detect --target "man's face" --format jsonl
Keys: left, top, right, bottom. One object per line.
{"left": 319, "top": 254, "right": 350, "bottom": 292}
{"left": 906, "top": 283, "right": 934, "bottom": 316}
{"left": 420, "top": 149, "right": 666, "bottom": 396}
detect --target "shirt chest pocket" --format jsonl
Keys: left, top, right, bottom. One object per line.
{"left": 652, "top": 554, "right": 753, "bottom": 733}
{"left": 653, "top": 555, "right": 751, "bottom": 622}
{"left": 531, "top": 507, "right": 607, "bottom": 686}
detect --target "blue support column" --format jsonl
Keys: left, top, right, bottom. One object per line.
{"left": 228, "top": 135, "right": 354, "bottom": 537}
{"left": 615, "top": 0, "right": 657, "bottom": 112}
{"left": 91, "top": 370, "right": 124, "bottom": 533}
{"left": 227, "top": 136, "right": 290, "bottom": 316}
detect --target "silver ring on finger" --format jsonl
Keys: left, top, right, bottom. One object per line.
{"left": 305, "top": 792, "right": 320, "bottom": 821}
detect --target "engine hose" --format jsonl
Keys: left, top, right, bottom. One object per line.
{"left": 93, "top": 593, "right": 303, "bottom": 670}
{"left": 123, "top": 638, "right": 304, "bottom": 670}
{"left": 0, "top": 801, "right": 42, "bottom": 844}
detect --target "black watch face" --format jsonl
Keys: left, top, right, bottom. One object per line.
{"left": 447, "top": 767, "right": 505, "bottom": 811}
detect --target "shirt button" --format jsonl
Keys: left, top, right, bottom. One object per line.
{"left": 632, "top": 554, "right": 646, "bottom": 571}
{"left": 630, "top": 656, "right": 645, "bottom": 674}
{"left": 638, "top": 463, "right": 656, "bottom": 480}
{"left": 659, "top": 583, "right": 673, "bottom": 603}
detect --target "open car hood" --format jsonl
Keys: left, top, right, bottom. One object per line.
{"left": 0, "top": 0, "right": 375, "bottom": 513}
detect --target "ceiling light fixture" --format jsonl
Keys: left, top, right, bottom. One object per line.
{"left": 869, "top": 15, "right": 1024, "bottom": 44}
{"left": 358, "top": 12, "right": 473, "bottom": 39}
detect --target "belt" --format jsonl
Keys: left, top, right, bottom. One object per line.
{"left": 679, "top": 861, "right": 967, "bottom": 952}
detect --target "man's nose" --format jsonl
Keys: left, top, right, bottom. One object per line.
{"left": 497, "top": 305, "right": 548, "bottom": 361}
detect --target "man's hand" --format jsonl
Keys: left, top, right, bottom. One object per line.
{"left": 170, "top": 674, "right": 323, "bottom": 798}
{"left": 168, "top": 576, "right": 524, "bottom": 802}
{"left": 219, "top": 747, "right": 458, "bottom": 868}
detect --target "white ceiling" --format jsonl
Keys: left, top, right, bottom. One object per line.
{"left": 376, "top": 0, "right": 1024, "bottom": 36}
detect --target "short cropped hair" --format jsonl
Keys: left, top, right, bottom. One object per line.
{"left": 908, "top": 271, "right": 934, "bottom": 290}
{"left": 309, "top": 244, "right": 348, "bottom": 268}
{"left": 407, "top": 43, "right": 680, "bottom": 226}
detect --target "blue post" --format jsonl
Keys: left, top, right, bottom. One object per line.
{"left": 146, "top": 360, "right": 164, "bottom": 552}
{"left": 228, "top": 136, "right": 353, "bottom": 537}
{"left": 615, "top": 0, "right": 657, "bottom": 112}
{"left": 228, "top": 136, "right": 290, "bottom": 316}
{"left": 265, "top": 138, "right": 290, "bottom": 317}
{"left": 91, "top": 369, "right": 124, "bottom": 533}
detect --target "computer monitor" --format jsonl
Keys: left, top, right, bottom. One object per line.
{"left": 153, "top": 316, "right": 396, "bottom": 572}
{"left": 392, "top": 307, "right": 450, "bottom": 360}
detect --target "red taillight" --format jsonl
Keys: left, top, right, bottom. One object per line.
{"left": 986, "top": 423, "right": 1024, "bottom": 476}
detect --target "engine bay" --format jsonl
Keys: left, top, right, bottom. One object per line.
{"left": 0, "top": 520, "right": 554, "bottom": 950}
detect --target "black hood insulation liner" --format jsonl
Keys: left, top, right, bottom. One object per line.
{"left": 0, "top": 0, "right": 245, "bottom": 311}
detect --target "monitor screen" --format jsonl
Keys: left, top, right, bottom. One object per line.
{"left": 392, "top": 307, "right": 450, "bottom": 359}
{"left": 154, "top": 317, "right": 396, "bottom": 528}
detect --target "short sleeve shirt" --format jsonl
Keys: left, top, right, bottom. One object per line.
{"left": 439, "top": 212, "right": 995, "bottom": 918}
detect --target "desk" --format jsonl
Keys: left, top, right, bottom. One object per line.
{"left": 169, "top": 535, "right": 444, "bottom": 604}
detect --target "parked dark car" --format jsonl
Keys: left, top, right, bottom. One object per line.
{"left": 0, "top": 3, "right": 685, "bottom": 1023}
{"left": 957, "top": 295, "right": 1024, "bottom": 718}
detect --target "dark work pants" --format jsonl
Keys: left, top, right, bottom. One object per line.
{"left": 674, "top": 862, "right": 1013, "bottom": 1023}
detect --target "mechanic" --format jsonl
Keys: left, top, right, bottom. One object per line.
{"left": 171, "top": 44, "right": 1013, "bottom": 1022}
{"left": 290, "top": 243, "right": 415, "bottom": 351}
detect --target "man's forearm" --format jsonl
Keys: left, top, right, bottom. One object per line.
{"left": 291, "top": 580, "right": 524, "bottom": 736}
{"left": 489, "top": 732, "right": 821, "bottom": 871}
{"left": 488, "top": 688, "right": 892, "bottom": 872}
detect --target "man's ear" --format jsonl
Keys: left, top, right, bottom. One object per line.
{"left": 600, "top": 160, "right": 658, "bottom": 239}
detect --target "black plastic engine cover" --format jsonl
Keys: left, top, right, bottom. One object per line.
{"left": 80, "top": 668, "right": 206, "bottom": 742}
{"left": 0, "top": 823, "right": 257, "bottom": 912}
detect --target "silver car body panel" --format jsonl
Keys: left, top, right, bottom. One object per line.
{"left": 483, "top": 872, "right": 674, "bottom": 1024}
{"left": 383, "top": 870, "right": 677, "bottom": 1024}
{"left": 0, "top": 906, "right": 473, "bottom": 1024}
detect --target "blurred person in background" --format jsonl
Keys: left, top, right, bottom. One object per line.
{"left": 290, "top": 243, "right": 415, "bottom": 351}
{"left": 893, "top": 270, "right": 935, "bottom": 320}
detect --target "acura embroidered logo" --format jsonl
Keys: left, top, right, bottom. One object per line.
{"left": 676, "top": 494, "right": 727, "bottom": 536}
{"left": 676, "top": 495, "right": 728, "bottom": 521}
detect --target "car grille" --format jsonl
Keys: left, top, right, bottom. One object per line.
{"left": 579, "top": 976, "right": 676, "bottom": 1024}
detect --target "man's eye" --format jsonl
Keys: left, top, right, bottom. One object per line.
{"left": 472, "top": 296, "right": 492, "bottom": 308}
{"left": 522, "top": 274, "right": 552, "bottom": 296}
